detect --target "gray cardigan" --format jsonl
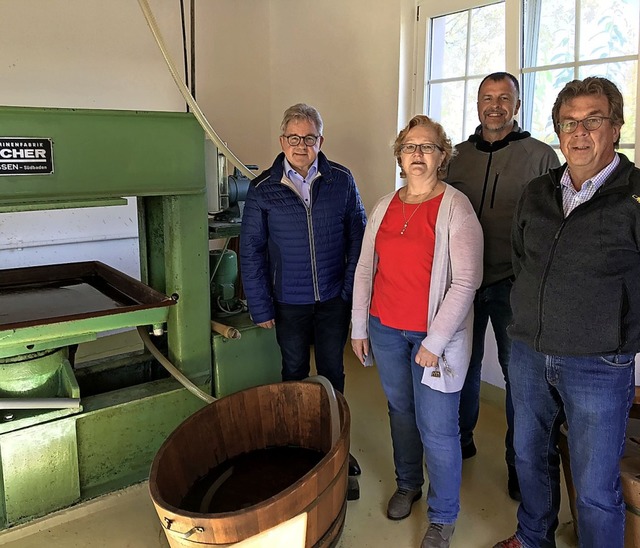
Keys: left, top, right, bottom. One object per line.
{"left": 351, "top": 184, "right": 483, "bottom": 392}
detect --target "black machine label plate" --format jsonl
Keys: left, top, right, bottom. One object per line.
{"left": 0, "top": 137, "right": 54, "bottom": 176}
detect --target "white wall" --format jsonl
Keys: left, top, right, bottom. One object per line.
{"left": 0, "top": 1, "right": 186, "bottom": 111}
{"left": 266, "top": 0, "right": 410, "bottom": 211}
{"left": 0, "top": 0, "right": 408, "bottom": 266}
{"left": 0, "top": 204, "right": 139, "bottom": 276}
{"left": 0, "top": 0, "right": 189, "bottom": 277}
{"left": 194, "top": 0, "right": 272, "bottom": 174}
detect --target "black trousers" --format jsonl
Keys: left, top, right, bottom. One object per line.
{"left": 274, "top": 296, "right": 351, "bottom": 393}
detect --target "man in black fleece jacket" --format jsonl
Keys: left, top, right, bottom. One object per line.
{"left": 494, "top": 78, "right": 640, "bottom": 548}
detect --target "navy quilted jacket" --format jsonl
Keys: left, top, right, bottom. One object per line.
{"left": 240, "top": 151, "right": 366, "bottom": 324}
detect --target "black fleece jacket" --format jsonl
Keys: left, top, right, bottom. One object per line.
{"left": 509, "top": 153, "right": 640, "bottom": 355}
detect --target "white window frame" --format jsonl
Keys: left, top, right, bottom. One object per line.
{"left": 413, "top": 0, "right": 640, "bottom": 157}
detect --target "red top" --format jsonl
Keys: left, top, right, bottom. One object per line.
{"left": 370, "top": 191, "right": 443, "bottom": 332}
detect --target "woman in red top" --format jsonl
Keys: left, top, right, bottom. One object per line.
{"left": 351, "top": 116, "right": 483, "bottom": 548}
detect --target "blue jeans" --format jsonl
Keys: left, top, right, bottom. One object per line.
{"left": 510, "top": 339, "right": 635, "bottom": 548}
{"left": 459, "top": 277, "right": 515, "bottom": 466}
{"left": 369, "top": 315, "right": 461, "bottom": 524}
{"left": 274, "top": 296, "right": 351, "bottom": 393}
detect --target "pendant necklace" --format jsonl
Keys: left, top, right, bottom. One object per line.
{"left": 400, "top": 184, "right": 437, "bottom": 235}
{"left": 400, "top": 201, "right": 423, "bottom": 235}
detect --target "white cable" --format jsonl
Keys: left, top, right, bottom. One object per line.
{"left": 0, "top": 398, "right": 81, "bottom": 410}
{"left": 136, "top": 0, "right": 256, "bottom": 181}
{"left": 137, "top": 326, "right": 216, "bottom": 404}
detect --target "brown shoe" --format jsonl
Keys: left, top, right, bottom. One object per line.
{"left": 493, "top": 534, "right": 524, "bottom": 548}
{"left": 386, "top": 487, "right": 422, "bottom": 520}
{"left": 421, "top": 522, "right": 455, "bottom": 547}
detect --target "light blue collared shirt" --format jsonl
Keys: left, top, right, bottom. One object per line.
{"left": 560, "top": 154, "right": 620, "bottom": 216}
{"left": 283, "top": 157, "right": 319, "bottom": 206}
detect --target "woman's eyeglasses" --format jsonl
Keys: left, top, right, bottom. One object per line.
{"left": 400, "top": 143, "right": 443, "bottom": 154}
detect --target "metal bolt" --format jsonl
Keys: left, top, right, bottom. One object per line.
{"left": 3, "top": 413, "right": 14, "bottom": 421}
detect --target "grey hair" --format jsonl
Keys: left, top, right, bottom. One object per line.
{"left": 280, "top": 103, "right": 324, "bottom": 135}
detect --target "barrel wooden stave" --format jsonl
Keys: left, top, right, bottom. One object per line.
{"left": 149, "top": 382, "right": 350, "bottom": 547}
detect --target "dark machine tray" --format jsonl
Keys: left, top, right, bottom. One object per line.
{"left": 0, "top": 261, "right": 175, "bottom": 331}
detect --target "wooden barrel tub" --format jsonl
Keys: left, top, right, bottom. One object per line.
{"left": 149, "top": 380, "right": 350, "bottom": 547}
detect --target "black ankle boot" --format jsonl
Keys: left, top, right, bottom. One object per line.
{"left": 348, "top": 453, "right": 361, "bottom": 476}
{"left": 461, "top": 440, "right": 477, "bottom": 460}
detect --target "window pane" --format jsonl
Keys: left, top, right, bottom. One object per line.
{"left": 523, "top": 0, "right": 637, "bottom": 155}
{"left": 464, "top": 78, "right": 483, "bottom": 139}
{"left": 430, "top": 12, "right": 468, "bottom": 80}
{"left": 427, "top": 3, "right": 505, "bottom": 145}
{"left": 523, "top": 0, "right": 575, "bottom": 67}
{"left": 524, "top": 68, "right": 575, "bottom": 145}
{"left": 468, "top": 3, "right": 506, "bottom": 75}
{"left": 429, "top": 81, "right": 465, "bottom": 144}
{"left": 579, "top": 60, "right": 638, "bottom": 145}
{"left": 579, "top": 0, "right": 639, "bottom": 61}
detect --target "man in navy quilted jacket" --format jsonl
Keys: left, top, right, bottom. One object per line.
{"left": 240, "top": 103, "right": 367, "bottom": 475}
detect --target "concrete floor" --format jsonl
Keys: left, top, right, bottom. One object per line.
{"left": 0, "top": 349, "right": 576, "bottom": 548}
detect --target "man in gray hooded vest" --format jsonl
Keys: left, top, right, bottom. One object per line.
{"left": 446, "top": 72, "right": 559, "bottom": 501}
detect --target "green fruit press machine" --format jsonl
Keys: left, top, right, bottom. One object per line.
{"left": 0, "top": 105, "right": 213, "bottom": 529}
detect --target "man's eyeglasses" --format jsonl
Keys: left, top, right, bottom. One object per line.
{"left": 557, "top": 116, "right": 611, "bottom": 134}
{"left": 282, "top": 134, "right": 320, "bottom": 146}
{"left": 400, "top": 143, "right": 443, "bottom": 155}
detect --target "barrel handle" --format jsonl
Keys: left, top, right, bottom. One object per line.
{"left": 304, "top": 375, "right": 339, "bottom": 447}
{"left": 163, "top": 518, "right": 204, "bottom": 539}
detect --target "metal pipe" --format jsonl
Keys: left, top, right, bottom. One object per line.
{"left": 0, "top": 398, "right": 81, "bottom": 410}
